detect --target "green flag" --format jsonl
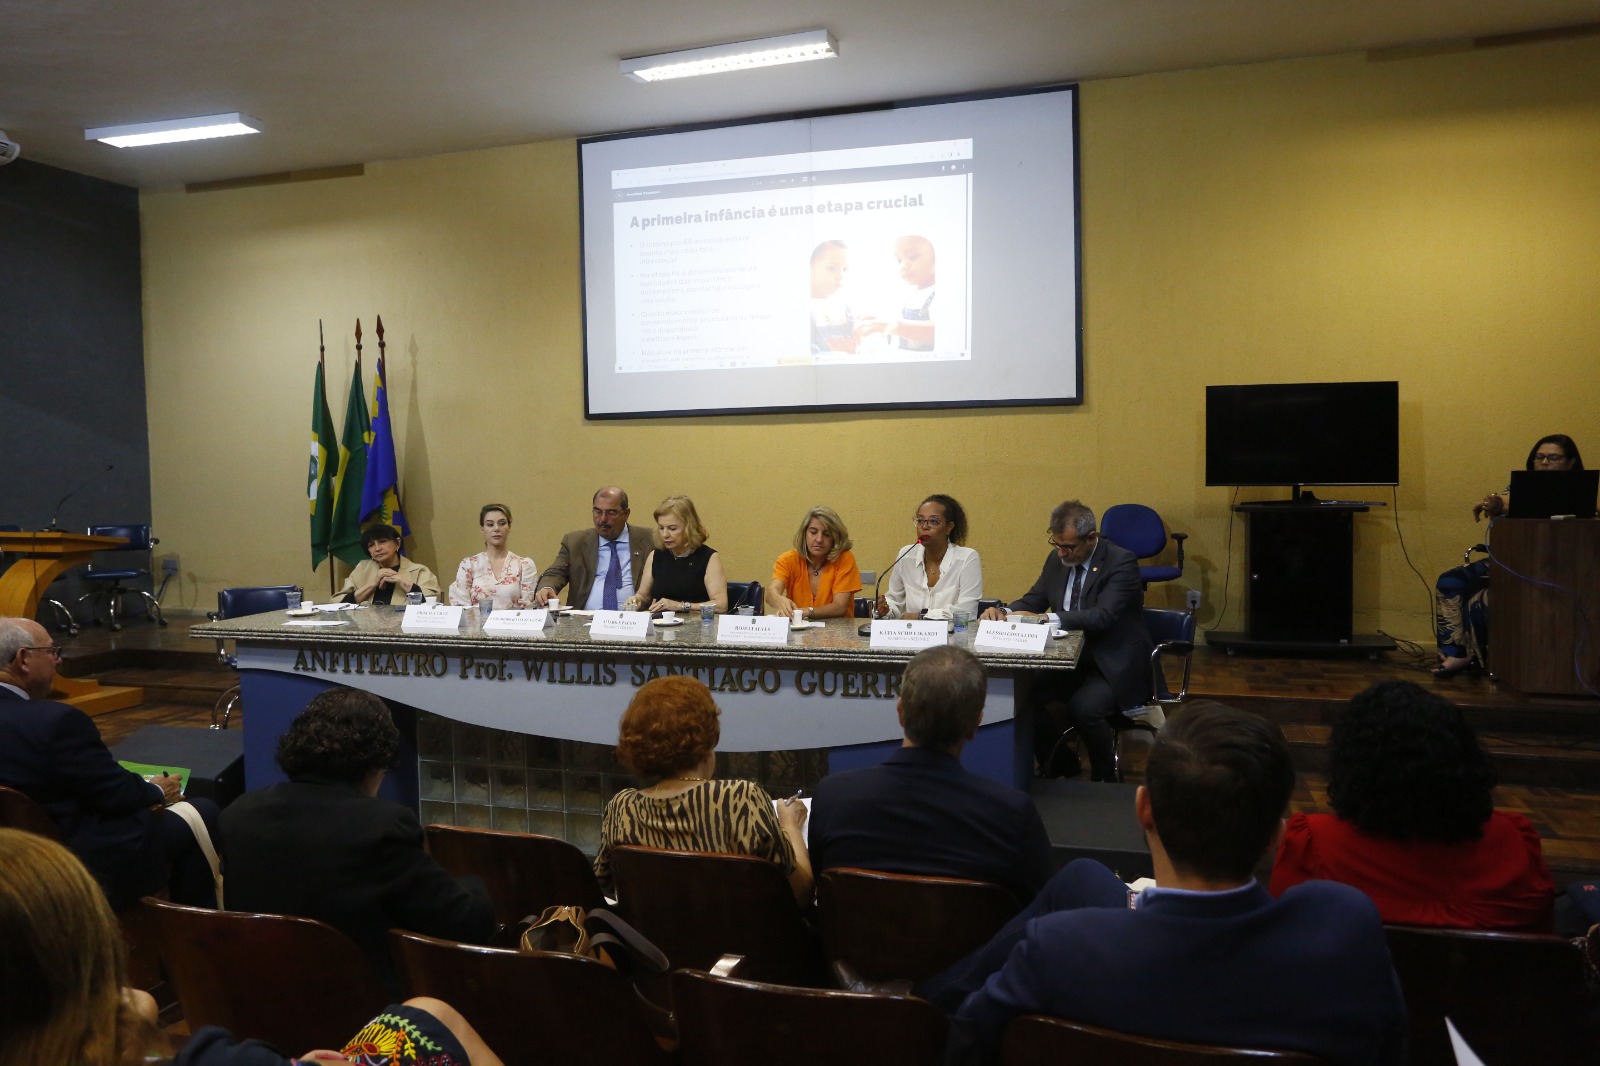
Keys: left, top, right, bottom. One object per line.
{"left": 308, "top": 357, "right": 338, "bottom": 567}
{"left": 328, "top": 359, "right": 371, "bottom": 567}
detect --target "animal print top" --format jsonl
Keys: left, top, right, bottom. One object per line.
{"left": 592, "top": 778, "right": 795, "bottom": 892}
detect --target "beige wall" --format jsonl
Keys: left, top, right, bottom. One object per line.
{"left": 142, "top": 37, "right": 1600, "bottom": 642}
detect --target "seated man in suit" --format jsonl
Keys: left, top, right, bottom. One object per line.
{"left": 337, "top": 523, "right": 440, "bottom": 606}
{"left": 933, "top": 702, "right": 1406, "bottom": 1066}
{"left": 0, "top": 617, "right": 221, "bottom": 910}
{"left": 981, "top": 500, "right": 1152, "bottom": 781}
{"left": 808, "top": 645, "right": 1053, "bottom": 904}
{"left": 535, "top": 486, "right": 653, "bottom": 610}
{"left": 220, "top": 686, "right": 496, "bottom": 994}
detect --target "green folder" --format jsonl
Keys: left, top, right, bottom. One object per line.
{"left": 118, "top": 760, "right": 192, "bottom": 794}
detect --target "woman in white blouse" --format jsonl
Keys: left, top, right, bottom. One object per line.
{"left": 448, "top": 503, "right": 539, "bottom": 609}
{"left": 881, "top": 493, "right": 983, "bottom": 619}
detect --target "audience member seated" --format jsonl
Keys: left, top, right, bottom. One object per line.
{"left": 220, "top": 687, "right": 495, "bottom": 993}
{"left": 809, "top": 645, "right": 1052, "bottom": 903}
{"left": 1434, "top": 433, "right": 1583, "bottom": 678}
{"left": 447, "top": 503, "right": 539, "bottom": 609}
{"left": 765, "top": 505, "right": 863, "bottom": 621}
{"left": 928, "top": 702, "right": 1405, "bottom": 1066}
{"left": 594, "top": 676, "right": 812, "bottom": 905}
{"left": 0, "top": 617, "right": 220, "bottom": 911}
{"left": 627, "top": 494, "right": 730, "bottom": 614}
{"left": 336, "top": 523, "right": 440, "bottom": 606}
{"left": 881, "top": 493, "right": 982, "bottom": 619}
{"left": 979, "top": 500, "right": 1151, "bottom": 782}
{"left": 1270, "top": 680, "right": 1554, "bottom": 932}
{"left": 534, "top": 485, "right": 653, "bottom": 609}
{"left": 0, "top": 828, "right": 503, "bottom": 1066}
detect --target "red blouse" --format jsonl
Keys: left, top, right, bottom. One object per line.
{"left": 1269, "top": 810, "right": 1554, "bottom": 932}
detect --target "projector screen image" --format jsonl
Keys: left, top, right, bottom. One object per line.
{"left": 578, "top": 86, "right": 1081, "bottom": 418}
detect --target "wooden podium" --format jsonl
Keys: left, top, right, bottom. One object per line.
{"left": 1490, "top": 519, "right": 1600, "bottom": 697}
{"left": 0, "top": 531, "right": 144, "bottom": 713}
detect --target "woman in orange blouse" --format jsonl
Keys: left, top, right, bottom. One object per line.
{"left": 765, "top": 506, "right": 863, "bottom": 621}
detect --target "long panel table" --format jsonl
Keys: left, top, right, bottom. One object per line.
{"left": 193, "top": 609, "right": 1084, "bottom": 806}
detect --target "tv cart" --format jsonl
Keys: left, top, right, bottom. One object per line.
{"left": 1206, "top": 492, "right": 1396, "bottom": 658}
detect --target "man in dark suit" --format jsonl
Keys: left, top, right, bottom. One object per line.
{"left": 535, "top": 485, "right": 654, "bottom": 610}
{"left": 981, "top": 500, "right": 1152, "bottom": 781}
{"left": 935, "top": 703, "right": 1406, "bottom": 1065}
{"left": 220, "top": 686, "right": 495, "bottom": 993}
{"left": 808, "top": 645, "right": 1054, "bottom": 904}
{"left": 0, "top": 617, "right": 219, "bottom": 910}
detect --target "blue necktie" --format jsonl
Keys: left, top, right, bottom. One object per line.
{"left": 602, "top": 541, "right": 622, "bottom": 611}
{"left": 1067, "top": 565, "right": 1085, "bottom": 612}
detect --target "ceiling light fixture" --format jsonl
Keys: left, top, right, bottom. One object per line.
{"left": 85, "top": 112, "right": 262, "bottom": 148}
{"left": 621, "top": 29, "right": 838, "bottom": 83}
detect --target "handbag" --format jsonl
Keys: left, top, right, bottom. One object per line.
{"left": 518, "top": 904, "right": 676, "bottom": 1045}
{"left": 166, "top": 799, "right": 224, "bottom": 908}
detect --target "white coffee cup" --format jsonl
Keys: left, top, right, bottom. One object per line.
{"left": 662, "top": 610, "right": 677, "bottom": 623}
{"left": 424, "top": 596, "right": 437, "bottom": 605}
{"left": 792, "top": 610, "right": 804, "bottom": 624}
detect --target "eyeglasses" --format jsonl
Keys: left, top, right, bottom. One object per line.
{"left": 593, "top": 508, "right": 624, "bottom": 519}
{"left": 913, "top": 516, "right": 947, "bottom": 528}
{"left": 1048, "top": 531, "right": 1097, "bottom": 551}
{"left": 1532, "top": 452, "right": 1569, "bottom": 465}
{"left": 22, "top": 645, "right": 63, "bottom": 661}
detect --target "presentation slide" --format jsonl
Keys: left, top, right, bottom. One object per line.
{"left": 580, "top": 87, "right": 1080, "bottom": 418}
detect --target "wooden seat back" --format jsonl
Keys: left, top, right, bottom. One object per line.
{"left": 425, "top": 823, "right": 604, "bottom": 924}
{"left": 1001, "top": 1014, "right": 1327, "bottom": 1064}
{"left": 0, "top": 785, "right": 62, "bottom": 840}
{"left": 817, "top": 866, "right": 1018, "bottom": 982}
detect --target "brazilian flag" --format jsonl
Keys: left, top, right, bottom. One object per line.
{"left": 308, "top": 358, "right": 339, "bottom": 567}
{"left": 328, "top": 360, "right": 371, "bottom": 567}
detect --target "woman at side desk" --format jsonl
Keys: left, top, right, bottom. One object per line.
{"left": 1434, "top": 435, "right": 1583, "bottom": 678}
{"left": 880, "top": 493, "right": 983, "bottom": 619}
{"left": 447, "top": 503, "right": 539, "bottom": 609}
{"left": 627, "top": 495, "right": 729, "bottom": 614}
{"left": 765, "top": 506, "right": 862, "bottom": 620}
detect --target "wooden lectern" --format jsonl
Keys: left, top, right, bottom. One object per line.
{"left": 1490, "top": 519, "right": 1600, "bottom": 697}
{"left": 0, "top": 531, "right": 144, "bottom": 712}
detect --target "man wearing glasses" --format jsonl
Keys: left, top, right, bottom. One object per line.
{"left": 535, "top": 486, "right": 654, "bottom": 610}
{"left": 0, "top": 617, "right": 220, "bottom": 909}
{"left": 980, "top": 501, "right": 1152, "bottom": 782}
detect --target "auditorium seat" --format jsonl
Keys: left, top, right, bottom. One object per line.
{"left": 424, "top": 823, "right": 604, "bottom": 925}
{"left": 671, "top": 966, "right": 947, "bottom": 1066}
{"left": 0, "top": 784, "right": 63, "bottom": 840}
{"left": 1000, "top": 1014, "right": 1326, "bottom": 1064}
{"left": 817, "top": 867, "right": 1018, "bottom": 983}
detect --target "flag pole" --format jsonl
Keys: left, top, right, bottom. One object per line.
{"left": 321, "top": 320, "right": 338, "bottom": 598}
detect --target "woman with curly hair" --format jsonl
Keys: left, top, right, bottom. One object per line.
{"left": 220, "top": 688, "right": 496, "bottom": 994}
{"left": 0, "top": 829, "right": 502, "bottom": 1065}
{"left": 593, "top": 676, "right": 812, "bottom": 905}
{"left": 881, "top": 493, "right": 983, "bottom": 619}
{"left": 1269, "top": 681, "right": 1554, "bottom": 931}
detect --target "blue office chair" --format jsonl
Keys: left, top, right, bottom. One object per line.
{"left": 0, "top": 524, "right": 78, "bottom": 634}
{"left": 1100, "top": 504, "right": 1188, "bottom": 588}
{"left": 206, "top": 585, "right": 300, "bottom": 728}
{"left": 76, "top": 524, "right": 165, "bottom": 630}
{"left": 726, "top": 581, "right": 764, "bottom": 614}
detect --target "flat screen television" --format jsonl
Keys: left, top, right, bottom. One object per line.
{"left": 1205, "top": 381, "right": 1399, "bottom": 496}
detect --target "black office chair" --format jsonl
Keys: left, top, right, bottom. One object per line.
{"left": 1041, "top": 607, "right": 1196, "bottom": 782}
{"left": 1100, "top": 504, "right": 1187, "bottom": 589}
{"left": 206, "top": 585, "right": 300, "bottom": 728}
{"left": 726, "top": 581, "right": 764, "bottom": 614}
{"left": 76, "top": 524, "right": 165, "bottom": 630}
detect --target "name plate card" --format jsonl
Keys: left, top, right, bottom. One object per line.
{"left": 973, "top": 620, "right": 1051, "bottom": 653}
{"left": 482, "top": 609, "right": 555, "bottom": 632}
{"left": 716, "top": 614, "right": 792, "bottom": 646}
{"left": 401, "top": 604, "right": 466, "bottom": 632}
{"left": 589, "top": 610, "right": 654, "bottom": 641}
{"left": 868, "top": 619, "right": 949, "bottom": 650}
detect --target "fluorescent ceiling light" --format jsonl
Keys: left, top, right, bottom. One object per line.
{"left": 622, "top": 30, "right": 837, "bottom": 83}
{"left": 85, "top": 112, "right": 262, "bottom": 148}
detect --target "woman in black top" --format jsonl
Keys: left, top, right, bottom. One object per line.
{"left": 628, "top": 494, "right": 729, "bottom": 614}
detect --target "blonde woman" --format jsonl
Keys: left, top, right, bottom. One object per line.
{"left": 766, "top": 505, "right": 863, "bottom": 620}
{"left": 627, "top": 495, "right": 729, "bottom": 614}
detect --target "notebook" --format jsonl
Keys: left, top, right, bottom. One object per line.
{"left": 1506, "top": 469, "right": 1599, "bottom": 519}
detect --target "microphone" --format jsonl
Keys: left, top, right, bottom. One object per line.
{"left": 46, "top": 464, "right": 114, "bottom": 531}
{"left": 858, "top": 537, "right": 922, "bottom": 636}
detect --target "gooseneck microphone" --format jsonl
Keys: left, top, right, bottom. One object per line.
{"left": 858, "top": 536, "right": 922, "bottom": 636}
{"left": 46, "top": 464, "right": 114, "bottom": 531}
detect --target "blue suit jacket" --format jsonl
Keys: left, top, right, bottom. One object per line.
{"left": 809, "top": 746, "right": 1054, "bottom": 904}
{"left": 1007, "top": 540, "right": 1153, "bottom": 711}
{"left": 953, "top": 873, "right": 1406, "bottom": 1065}
{"left": 0, "top": 687, "right": 166, "bottom": 908}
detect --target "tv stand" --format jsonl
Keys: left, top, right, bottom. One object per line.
{"left": 1206, "top": 501, "right": 1396, "bottom": 659}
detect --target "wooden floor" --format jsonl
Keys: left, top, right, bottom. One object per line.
{"left": 60, "top": 617, "right": 1600, "bottom": 886}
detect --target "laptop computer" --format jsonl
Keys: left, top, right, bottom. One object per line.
{"left": 1506, "top": 469, "right": 1600, "bottom": 518}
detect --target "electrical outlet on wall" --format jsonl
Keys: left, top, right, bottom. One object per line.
{"left": 1185, "top": 589, "right": 1201, "bottom": 610}
{"left": 860, "top": 570, "right": 877, "bottom": 586}
{"left": 160, "top": 554, "right": 180, "bottom": 575}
